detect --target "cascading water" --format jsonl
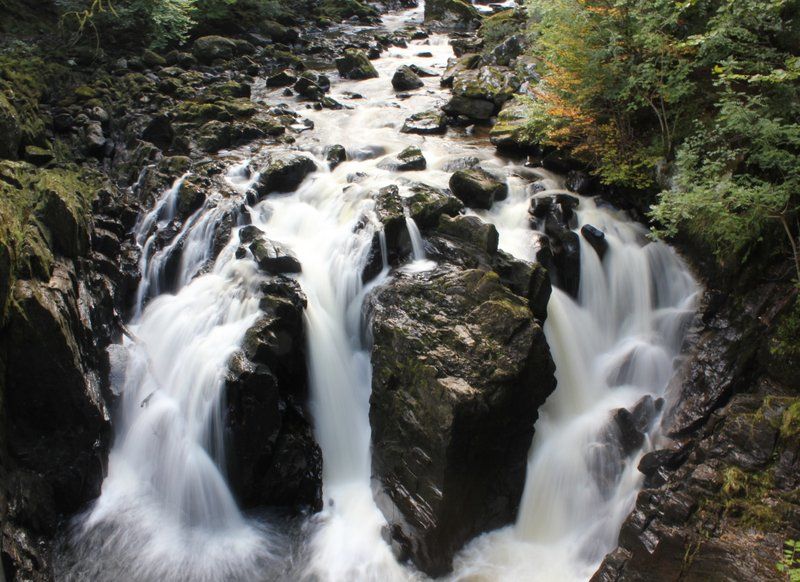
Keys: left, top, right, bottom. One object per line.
{"left": 452, "top": 174, "right": 698, "bottom": 581}
{"left": 61, "top": 3, "right": 699, "bottom": 580}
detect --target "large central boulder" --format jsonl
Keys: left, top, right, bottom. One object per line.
{"left": 368, "top": 265, "right": 556, "bottom": 576}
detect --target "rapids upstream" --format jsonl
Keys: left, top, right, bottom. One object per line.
{"left": 59, "top": 3, "right": 699, "bottom": 581}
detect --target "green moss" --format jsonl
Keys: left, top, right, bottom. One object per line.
{"left": 781, "top": 401, "right": 800, "bottom": 438}
{"left": 479, "top": 9, "right": 524, "bottom": 51}
{"left": 0, "top": 161, "right": 101, "bottom": 303}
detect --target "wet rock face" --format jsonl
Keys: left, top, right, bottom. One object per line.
{"left": 449, "top": 167, "right": 508, "bottom": 210}
{"left": 401, "top": 110, "right": 447, "bottom": 135}
{"left": 224, "top": 278, "right": 322, "bottom": 511}
{"left": 0, "top": 165, "right": 137, "bottom": 579}
{"left": 368, "top": 267, "right": 556, "bottom": 576}
{"left": 252, "top": 153, "right": 317, "bottom": 199}
{"left": 592, "top": 281, "right": 800, "bottom": 582}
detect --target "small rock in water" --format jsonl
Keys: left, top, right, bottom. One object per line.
{"left": 401, "top": 110, "right": 447, "bottom": 135}
{"left": 392, "top": 65, "right": 424, "bottom": 91}
{"left": 266, "top": 69, "right": 297, "bottom": 88}
{"left": 249, "top": 238, "right": 302, "bottom": 274}
{"left": 335, "top": 49, "right": 379, "bottom": 80}
{"left": 378, "top": 146, "right": 427, "bottom": 172}
{"left": 581, "top": 224, "right": 608, "bottom": 260}
{"left": 410, "top": 64, "right": 438, "bottom": 77}
{"left": 324, "top": 144, "right": 347, "bottom": 169}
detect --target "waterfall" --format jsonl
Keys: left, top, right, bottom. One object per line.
{"left": 452, "top": 173, "right": 698, "bottom": 581}
{"left": 61, "top": 4, "right": 699, "bottom": 580}
{"left": 62, "top": 168, "right": 281, "bottom": 581}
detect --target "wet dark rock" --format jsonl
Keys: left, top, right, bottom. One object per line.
{"left": 252, "top": 153, "right": 317, "bottom": 198}
{"left": 401, "top": 110, "right": 447, "bottom": 135}
{"left": 410, "top": 64, "right": 438, "bottom": 77}
{"left": 293, "top": 76, "right": 325, "bottom": 100}
{"left": 378, "top": 146, "right": 426, "bottom": 171}
{"left": 266, "top": 69, "right": 297, "bottom": 88}
{"left": 406, "top": 183, "right": 463, "bottom": 229}
{"left": 192, "top": 35, "right": 237, "bottom": 64}
{"left": 335, "top": 49, "right": 379, "bottom": 80}
{"left": 375, "top": 184, "right": 412, "bottom": 260}
{"left": 438, "top": 214, "right": 498, "bottom": 255}
{"left": 324, "top": 144, "right": 347, "bottom": 169}
{"left": 225, "top": 279, "right": 321, "bottom": 511}
{"left": 565, "top": 170, "right": 593, "bottom": 195}
{"left": 392, "top": 65, "right": 424, "bottom": 91}
{"left": 491, "top": 252, "right": 552, "bottom": 323}
{"left": 141, "top": 115, "right": 174, "bottom": 149}
{"left": 250, "top": 238, "right": 302, "bottom": 274}
{"left": 581, "top": 224, "right": 608, "bottom": 260}
{"left": 369, "top": 266, "right": 556, "bottom": 576}
{"left": 442, "top": 95, "right": 495, "bottom": 121}
{"left": 448, "top": 167, "right": 507, "bottom": 210}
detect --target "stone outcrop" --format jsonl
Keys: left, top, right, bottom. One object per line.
{"left": 368, "top": 224, "right": 556, "bottom": 576}
{"left": 224, "top": 278, "right": 322, "bottom": 511}
{"left": 0, "top": 161, "right": 139, "bottom": 580}
{"left": 591, "top": 277, "right": 800, "bottom": 581}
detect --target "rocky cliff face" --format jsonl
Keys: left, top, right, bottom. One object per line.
{"left": 592, "top": 260, "right": 800, "bottom": 581}
{"left": 0, "top": 161, "right": 137, "bottom": 580}
{"left": 367, "top": 194, "right": 556, "bottom": 575}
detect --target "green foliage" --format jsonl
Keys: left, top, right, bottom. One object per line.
{"left": 524, "top": 0, "right": 698, "bottom": 185}
{"left": 522, "top": 0, "right": 800, "bottom": 274}
{"left": 777, "top": 540, "right": 800, "bottom": 582}
{"left": 651, "top": 92, "right": 800, "bottom": 263}
{"left": 479, "top": 9, "right": 524, "bottom": 51}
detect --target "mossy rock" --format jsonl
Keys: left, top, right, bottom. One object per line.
{"left": 490, "top": 97, "right": 538, "bottom": 151}
{"left": 438, "top": 214, "right": 498, "bottom": 254}
{"left": 335, "top": 49, "right": 379, "bottom": 80}
{"left": 0, "top": 92, "right": 22, "bottom": 159}
{"left": 452, "top": 65, "right": 520, "bottom": 106}
{"left": 192, "top": 36, "right": 238, "bottom": 64}
{"left": 406, "top": 183, "right": 463, "bottom": 228}
{"left": 424, "top": 0, "right": 481, "bottom": 30}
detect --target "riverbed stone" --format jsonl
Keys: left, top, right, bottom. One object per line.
{"left": 225, "top": 278, "right": 322, "bottom": 511}
{"left": 401, "top": 110, "right": 447, "bottom": 135}
{"left": 192, "top": 35, "right": 237, "bottom": 63}
{"left": 252, "top": 153, "right": 316, "bottom": 198}
{"left": 424, "top": 0, "right": 482, "bottom": 30}
{"left": 442, "top": 95, "right": 495, "bottom": 121}
{"left": 448, "top": 167, "right": 508, "bottom": 209}
{"left": 335, "top": 49, "right": 379, "bottom": 80}
{"left": 438, "top": 214, "right": 498, "bottom": 255}
{"left": 378, "top": 146, "right": 426, "bottom": 171}
{"left": 406, "top": 182, "right": 463, "bottom": 229}
{"left": 392, "top": 65, "right": 424, "bottom": 91}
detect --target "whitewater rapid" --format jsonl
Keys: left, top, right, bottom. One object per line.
{"left": 60, "top": 3, "right": 698, "bottom": 581}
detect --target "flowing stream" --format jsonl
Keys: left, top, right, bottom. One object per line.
{"left": 61, "top": 3, "right": 698, "bottom": 581}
